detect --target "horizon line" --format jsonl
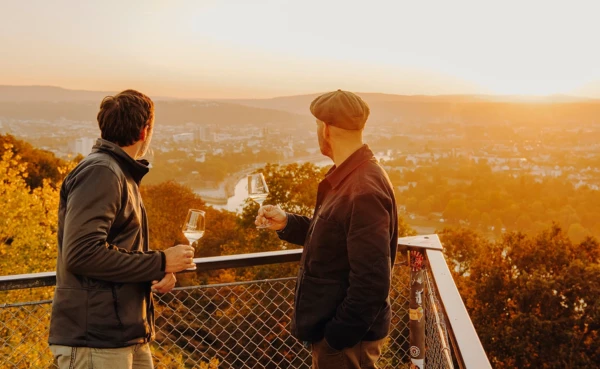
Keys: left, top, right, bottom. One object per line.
{"left": 0, "top": 83, "right": 598, "bottom": 102}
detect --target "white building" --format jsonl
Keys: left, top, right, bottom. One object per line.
{"left": 246, "top": 140, "right": 260, "bottom": 147}
{"left": 173, "top": 133, "right": 194, "bottom": 143}
{"left": 194, "top": 126, "right": 213, "bottom": 142}
{"left": 282, "top": 146, "right": 294, "bottom": 159}
{"left": 214, "top": 133, "right": 232, "bottom": 142}
{"left": 195, "top": 152, "right": 206, "bottom": 163}
{"left": 73, "top": 137, "right": 96, "bottom": 156}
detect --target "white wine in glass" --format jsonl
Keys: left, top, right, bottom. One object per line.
{"left": 248, "top": 173, "right": 270, "bottom": 228}
{"left": 182, "top": 209, "right": 205, "bottom": 270}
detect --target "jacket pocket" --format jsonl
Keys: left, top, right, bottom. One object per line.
{"left": 49, "top": 288, "right": 88, "bottom": 343}
{"left": 87, "top": 289, "right": 123, "bottom": 343}
{"left": 294, "top": 274, "right": 345, "bottom": 342}
{"left": 309, "top": 215, "right": 344, "bottom": 262}
{"left": 116, "top": 283, "right": 149, "bottom": 343}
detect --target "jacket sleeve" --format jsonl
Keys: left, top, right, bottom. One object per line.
{"left": 61, "top": 165, "right": 165, "bottom": 283}
{"left": 276, "top": 213, "right": 311, "bottom": 246}
{"left": 325, "top": 191, "right": 393, "bottom": 350}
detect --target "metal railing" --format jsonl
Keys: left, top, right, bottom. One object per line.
{"left": 0, "top": 235, "right": 491, "bottom": 368}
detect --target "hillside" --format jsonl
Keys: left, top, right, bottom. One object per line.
{"left": 0, "top": 86, "right": 115, "bottom": 102}
{"left": 226, "top": 93, "right": 600, "bottom": 125}
{"left": 2, "top": 85, "right": 600, "bottom": 127}
{"left": 0, "top": 85, "right": 177, "bottom": 102}
{"left": 0, "top": 100, "right": 305, "bottom": 127}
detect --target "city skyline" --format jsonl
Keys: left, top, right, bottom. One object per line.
{"left": 1, "top": 0, "right": 600, "bottom": 99}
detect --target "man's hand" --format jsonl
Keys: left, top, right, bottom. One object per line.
{"left": 151, "top": 273, "right": 176, "bottom": 294}
{"left": 255, "top": 205, "right": 288, "bottom": 231}
{"left": 163, "top": 244, "right": 195, "bottom": 272}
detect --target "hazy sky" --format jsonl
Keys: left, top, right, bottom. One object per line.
{"left": 1, "top": 0, "right": 599, "bottom": 98}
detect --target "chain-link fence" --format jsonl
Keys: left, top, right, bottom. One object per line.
{"left": 1, "top": 261, "right": 455, "bottom": 368}
{"left": 424, "top": 270, "right": 455, "bottom": 369}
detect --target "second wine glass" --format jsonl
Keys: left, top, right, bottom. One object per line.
{"left": 248, "top": 173, "right": 270, "bottom": 228}
{"left": 182, "top": 209, "right": 205, "bottom": 270}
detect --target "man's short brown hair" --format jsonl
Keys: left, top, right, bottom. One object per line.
{"left": 97, "top": 89, "right": 154, "bottom": 147}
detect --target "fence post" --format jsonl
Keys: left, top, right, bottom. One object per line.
{"left": 409, "top": 249, "right": 426, "bottom": 369}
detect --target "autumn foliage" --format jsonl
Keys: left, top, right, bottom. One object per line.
{"left": 1, "top": 135, "right": 599, "bottom": 367}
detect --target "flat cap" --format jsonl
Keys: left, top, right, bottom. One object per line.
{"left": 310, "top": 89, "right": 370, "bottom": 130}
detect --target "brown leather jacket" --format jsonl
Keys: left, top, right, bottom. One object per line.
{"left": 49, "top": 139, "right": 165, "bottom": 348}
{"left": 277, "top": 145, "right": 398, "bottom": 350}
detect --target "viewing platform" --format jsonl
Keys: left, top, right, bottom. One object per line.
{"left": 0, "top": 235, "right": 491, "bottom": 368}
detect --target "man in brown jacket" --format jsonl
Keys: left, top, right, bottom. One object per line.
{"left": 49, "top": 90, "right": 196, "bottom": 369}
{"left": 256, "top": 90, "right": 398, "bottom": 369}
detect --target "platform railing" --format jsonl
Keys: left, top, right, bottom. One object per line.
{"left": 0, "top": 235, "right": 491, "bottom": 368}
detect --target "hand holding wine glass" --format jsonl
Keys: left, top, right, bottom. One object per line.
{"left": 182, "top": 209, "right": 205, "bottom": 271}
{"left": 255, "top": 204, "right": 288, "bottom": 231}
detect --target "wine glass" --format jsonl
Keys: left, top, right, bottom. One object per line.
{"left": 248, "top": 173, "right": 270, "bottom": 228}
{"left": 182, "top": 209, "right": 205, "bottom": 270}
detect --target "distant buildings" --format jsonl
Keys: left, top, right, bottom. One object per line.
{"left": 281, "top": 145, "right": 294, "bottom": 159}
{"left": 195, "top": 152, "right": 206, "bottom": 163}
{"left": 72, "top": 137, "right": 96, "bottom": 156}
{"left": 194, "top": 125, "right": 214, "bottom": 142}
{"left": 173, "top": 133, "right": 194, "bottom": 143}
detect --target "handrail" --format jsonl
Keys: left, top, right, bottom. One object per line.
{"left": 0, "top": 249, "right": 303, "bottom": 291}
{"left": 401, "top": 234, "right": 493, "bottom": 369}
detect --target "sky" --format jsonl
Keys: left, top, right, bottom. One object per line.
{"left": 1, "top": 0, "right": 599, "bottom": 99}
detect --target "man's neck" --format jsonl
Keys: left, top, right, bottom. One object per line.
{"left": 121, "top": 143, "right": 141, "bottom": 160}
{"left": 332, "top": 141, "right": 364, "bottom": 167}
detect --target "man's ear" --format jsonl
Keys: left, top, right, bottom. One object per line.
{"left": 139, "top": 125, "right": 149, "bottom": 141}
{"left": 323, "top": 123, "right": 331, "bottom": 139}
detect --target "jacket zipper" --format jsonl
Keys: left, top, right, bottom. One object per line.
{"left": 111, "top": 286, "right": 125, "bottom": 332}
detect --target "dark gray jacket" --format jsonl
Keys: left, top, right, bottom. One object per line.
{"left": 49, "top": 139, "right": 165, "bottom": 348}
{"left": 278, "top": 145, "right": 398, "bottom": 350}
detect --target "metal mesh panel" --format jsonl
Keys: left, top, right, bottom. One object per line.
{"left": 424, "top": 270, "right": 455, "bottom": 369}
{"left": 0, "top": 300, "right": 55, "bottom": 369}
{"left": 0, "top": 261, "right": 456, "bottom": 368}
{"left": 152, "top": 277, "right": 309, "bottom": 369}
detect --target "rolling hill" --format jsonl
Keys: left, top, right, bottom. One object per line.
{"left": 1, "top": 85, "right": 600, "bottom": 127}
{"left": 0, "top": 86, "right": 306, "bottom": 127}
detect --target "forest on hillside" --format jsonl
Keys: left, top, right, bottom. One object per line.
{"left": 386, "top": 157, "right": 600, "bottom": 242}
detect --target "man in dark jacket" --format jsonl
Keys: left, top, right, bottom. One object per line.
{"left": 49, "top": 90, "right": 196, "bottom": 369}
{"left": 256, "top": 90, "right": 398, "bottom": 369}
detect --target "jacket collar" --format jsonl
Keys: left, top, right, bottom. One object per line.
{"left": 324, "top": 144, "right": 375, "bottom": 190}
{"left": 92, "top": 138, "right": 149, "bottom": 183}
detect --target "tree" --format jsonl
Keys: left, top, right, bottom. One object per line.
{"left": 141, "top": 181, "right": 207, "bottom": 251}
{"left": 443, "top": 198, "right": 468, "bottom": 223}
{"left": 140, "top": 180, "right": 250, "bottom": 285}
{"left": 567, "top": 223, "right": 590, "bottom": 244}
{"left": 398, "top": 217, "right": 417, "bottom": 238}
{"left": 480, "top": 212, "right": 492, "bottom": 230}
{"left": 0, "top": 145, "right": 62, "bottom": 276}
{"left": 515, "top": 214, "right": 533, "bottom": 232}
{"left": 440, "top": 227, "right": 488, "bottom": 278}
{"left": 418, "top": 196, "right": 434, "bottom": 215}
{"left": 455, "top": 226, "right": 600, "bottom": 368}
{"left": 0, "top": 144, "right": 64, "bottom": 367}
{"left": 237, "top": 162, "right": 326, "bottom": 255}
{"left": 0, "top": 134, "right": 69, "bottom": 189}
